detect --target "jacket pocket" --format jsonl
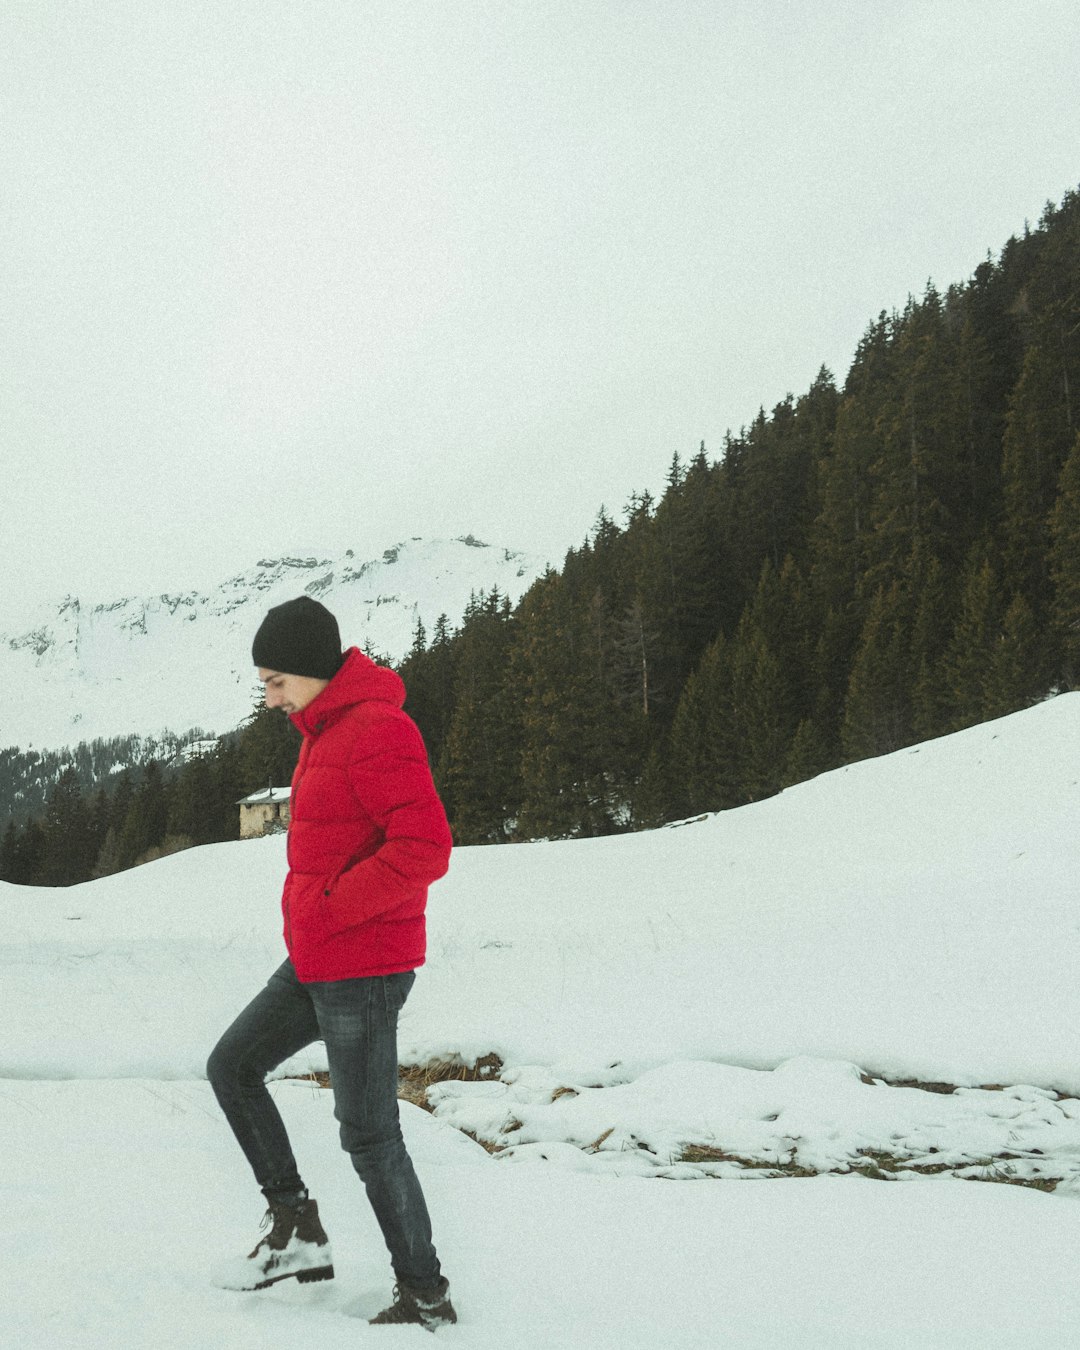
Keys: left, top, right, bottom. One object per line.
{"left": 289, "top": 875, "right": 335, "bottom": 946}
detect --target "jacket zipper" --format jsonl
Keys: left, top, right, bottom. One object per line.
{"left": 283, "top": 738, "right": 311, "bottom": 954}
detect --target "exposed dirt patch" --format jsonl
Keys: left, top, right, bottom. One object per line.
{"left": 288, "top": 1057, "right": 1076, "bottom": 1188}
{"left": 876, "top": 1076, "right": 1077, "bottom": 1102}
{"left": 285, "top": 1051, "right": 505, "bottom": 1110}
{"left": 397, "top": 1052, "right": 505, "bottom": 1110}
{"left": 680, "top": 1144, "right": 817, "bottom": 1177}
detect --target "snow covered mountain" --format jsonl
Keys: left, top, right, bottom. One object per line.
{"left": 0, "top": 536, "right": 548, "bottom": 750}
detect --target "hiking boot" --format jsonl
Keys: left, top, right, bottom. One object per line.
{"left": 211, "top": 1197, "right": 334, "bottom": 1291}
{"left": 370, "top": 1276, "right": 457, "bottom": 1330}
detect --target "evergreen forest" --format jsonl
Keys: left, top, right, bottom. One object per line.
{"left": 0, "top": 704, "right": 299, "bottom": 887}
{"left": 3, "top": 187, "right": 1079, "bottom": 884}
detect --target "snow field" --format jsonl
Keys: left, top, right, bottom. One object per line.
{"left": 6, "top": 1077, "right": 1080, "bottom": 1349}
{"left": 6, "top": 694, "right": 1080, "bottom": 1343}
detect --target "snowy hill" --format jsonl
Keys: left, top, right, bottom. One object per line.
{"left": 0, "top": 536, "right": 546, "bottom": 749}
{"left": 7, "top": 691, "right": 1080, "bottom": 1092}
{"left": 6, "top": 695, "right": 1080, "bottom": 1345}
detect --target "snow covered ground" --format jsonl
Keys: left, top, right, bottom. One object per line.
{"left": 5, "top": 696, "right": 1080, "bottom": 1345}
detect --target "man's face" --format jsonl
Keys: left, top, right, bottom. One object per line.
{"left": 258, "top": 668, "right": 330, "bottom": 715}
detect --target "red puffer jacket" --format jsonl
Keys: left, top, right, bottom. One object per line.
{"left": 281, "top": 646, "right": 452, "bottom": 982}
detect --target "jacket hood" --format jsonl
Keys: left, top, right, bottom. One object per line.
{"left": 291, "top": 646, "right": 405, "bottom": 735}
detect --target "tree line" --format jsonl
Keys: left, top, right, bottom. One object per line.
{"left": 0, "top": 701, "right": 299, "bottom": 886}
{"left": 0, "top": 732, "right": 214, "bottom": 833}
{"left": 403, "top": 188, "right": 1080, "bottom": 840}
{"left": 2, "top": 186, "right": 1079, "bottom": 881}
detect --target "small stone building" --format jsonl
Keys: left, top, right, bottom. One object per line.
{"left": 238, "top": 787, "right": 292, "bottom": 839}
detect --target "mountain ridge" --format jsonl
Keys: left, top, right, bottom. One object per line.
{"left": 0, "top": 535, "right": 548, "bottom": 751}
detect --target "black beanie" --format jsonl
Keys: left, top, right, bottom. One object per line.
{"left": 252, "top": 596, "right": 343, "bottom": 679}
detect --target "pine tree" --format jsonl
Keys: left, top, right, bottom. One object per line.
{"left": 93, "top": 826, "right": 123, "bottom": 880}
{"left": 729, "top": 615, "right": 795, "bottom": 801}
{"left": 1049, "top": 431, "right": 1080, "bottom": 686}
{"left": 747, "top": 554, "right": 815, "bottom": 725}
{"left": 953, "top": 300, "right": 1007, "bottom": 534}
{"left": 212, "top": 740, "right": 245, "bottom": 842}
{"left": 942, "top": 548, "right": 1001, "bottom": 730}
{"left": 399, "top": 613, "right": 457, "bottom": 771}
{"left": 513, "top": 571, "right": 625, "bottom": 838}
{"left": 118, "top": 762, "right": 168, "bottom": 868}
{"left": 611, "top": 599, "right": 659, "bottom": 719}
{"left": 669, "top": 632, "right": 737, "bottom": 815}
{"left": 782, "top": 717, "right": 832, "bottom": 789}
{"left": 628, "top": 744, "right": 673, "bottom": 828}
{"left": 811, "top": 314, "right": 895, "bottom": 612}
{"left": 840, "top": 583, "right": 911, "bottom": 761}
{"left": 645, "top": 443, "right": 726, "bottom": 686}
{"left": 0, "top": 820, "right": 19, "bottom": 882}
{"left": 862, "top": 289, "right": 956, "bottom": 591}
{"left": 89, "top": 787, "right": 111, "bottom": 867}
{"left": 984, "top": 594, "right": 1046, "bottom": 718}
{"left": 238, "top": 696, "right": 301, "bottom": 793}
{"left": 10, "top": 819, "right": 46, "bottom": 885}
{"left": 909, "top": 552, "right": 956, "bottom": 741}
{"left": 807, "top": 606, "right": 859, "bottom": 766}
{"left": 168, "top": 752, "right": 219, "bottom": 844}
{"left": 1001, "top": 343, "right": 1072, "bottom": 609}
{"left": 38, "top": 766, "right": 95, "bottom": 886}
{"left": 438, "top": 591, "right": 521, "bottom": 843}
{"left": 108, "top": 770, "right": 136, "bottom": 839}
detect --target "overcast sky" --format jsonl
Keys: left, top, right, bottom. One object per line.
{"left": 3, "top": 0, "right": 1079, "bottom": 615}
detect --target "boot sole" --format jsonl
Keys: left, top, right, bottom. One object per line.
{"left": 250, "top": 1263, "right": 335, "bottom": 1291}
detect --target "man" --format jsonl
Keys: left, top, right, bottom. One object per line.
{"left": 207, "top": 595, "right": 456, "bottom": 1330}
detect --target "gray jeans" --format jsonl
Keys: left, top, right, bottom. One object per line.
{"left": 207, "top": 959, "right": 441, "bottom": 1288}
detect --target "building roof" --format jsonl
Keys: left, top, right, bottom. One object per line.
{"left": 237, "top": 787, "right": 292, "bottom": 805}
